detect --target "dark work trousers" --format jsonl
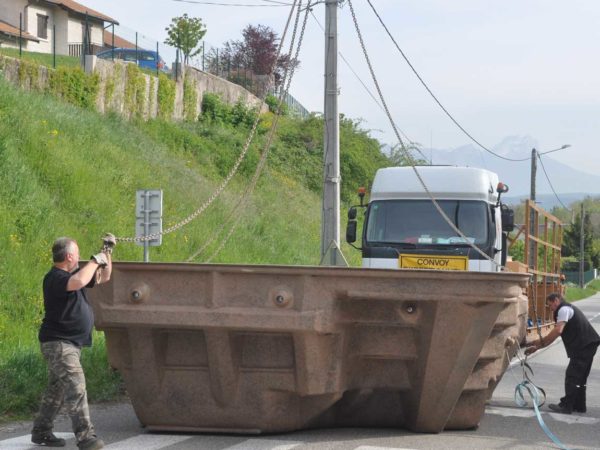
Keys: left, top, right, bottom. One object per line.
{"left": 561, "top": 344, "right": 598, "bottom": 412}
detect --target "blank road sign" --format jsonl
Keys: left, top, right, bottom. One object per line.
{"left": 135, "top": 189, "right": 163, "bottom": 246}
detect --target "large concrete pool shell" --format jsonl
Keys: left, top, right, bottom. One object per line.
{"left": 89, "top": 262, "right": 529, "bottom": 434}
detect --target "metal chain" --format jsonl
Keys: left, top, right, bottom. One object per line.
{"left": 347, "top": 0, "right": 501, "bottom": 268}
{"left": 203, "top": 1, "right": 312, "bottom": 262}
{"left": 114, "top": 0, "right": 300, "bottom": 243}
{"left": 187, "top": 0, "right": 309, "bottom": 263}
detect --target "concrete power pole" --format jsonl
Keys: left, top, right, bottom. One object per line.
{"left": 528, "top": 148, "right": 537, "bottom": 269}
{"left": 320, "top": 0, "right": 345, "bottom": 266}
{"left": 530, "top": 148, "right": 537, "bottom": 204}
{"left": 579, "top": 203, "right": 585, "bottom": 288}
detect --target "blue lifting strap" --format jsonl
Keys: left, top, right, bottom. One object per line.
{"left": 514, "top": 357, "right": 570, "bottom": 450}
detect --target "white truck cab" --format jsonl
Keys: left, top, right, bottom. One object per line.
{"left": 346, "top": 166, "right": 514, "bottom": 272}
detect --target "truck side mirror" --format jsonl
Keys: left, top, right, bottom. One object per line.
{"left": 501, "top": 205, "right": 514, "bottom": 232}
{"left": 346, "top": 220, "right": 357, "bottom": 244}
{"left": 348, "top": 207, "right": 357, "bottom": 220}
{"left": 347, "top": 208, "right": 358, "bottom": 243}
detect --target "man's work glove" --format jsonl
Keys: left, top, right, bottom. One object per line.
{"left": 91, "top": 252, "right": 109, "bottom": 267}
{"left": 102, "top": 233, "right": 116, "bottom": 254}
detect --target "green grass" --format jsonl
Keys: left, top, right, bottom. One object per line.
{"left": 565, "top": 279, "right": 600, "bottom": 302}
{"left": 0, "top": 76, "right": 378, "bottom": 420}
{"left": 0, "top": 47, "right": 80, "bottom": 69}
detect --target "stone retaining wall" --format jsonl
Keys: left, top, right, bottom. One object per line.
{"left": 0, "top": 54, "right": 267, "bottom": 121}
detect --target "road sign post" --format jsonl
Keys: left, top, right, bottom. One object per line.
{"left": 135, "top": 190, "right": 163, "bottom": 262}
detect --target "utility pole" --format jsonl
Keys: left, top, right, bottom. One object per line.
{"left": 320, "top": 0, "right": 345, "bottom": 266}
{"left": 528, "top": 148, "right": 537, "bottom": 269}
{"left": 530, "top": 148, "right": 537, "bottom": 204}
{"left": 579, "top": 203, "right": 585, "bottom": 288}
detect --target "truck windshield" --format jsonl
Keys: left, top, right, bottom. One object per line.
{"left": 366, "top": 200, "right": 489, "bottom": 246}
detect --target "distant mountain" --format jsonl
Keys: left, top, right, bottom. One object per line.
{"left": 410, "top": 136, "right": 600, "bottom": 202}
{"left": 502, "top": 193, "right": 600, "bottom": 210}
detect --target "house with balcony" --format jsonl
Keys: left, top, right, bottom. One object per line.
{"left": 0, "top": 0, "right": 118, "bottom": 56}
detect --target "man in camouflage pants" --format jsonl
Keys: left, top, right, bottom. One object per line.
{"left": 32, "top": 235, "right": 115, "bottom": 449}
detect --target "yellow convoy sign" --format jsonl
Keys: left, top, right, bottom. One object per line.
{"left": 399, "top": 254, "right": 468, "bottom": 271}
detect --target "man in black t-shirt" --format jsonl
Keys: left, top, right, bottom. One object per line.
{"left": 32, "top": 235, "right": 115, "bottom": 449}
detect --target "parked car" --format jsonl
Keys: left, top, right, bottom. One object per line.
{"left": 96, "top": 48, "right": 168, "bottom": 72}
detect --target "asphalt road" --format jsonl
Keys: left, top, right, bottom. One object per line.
{"left": 2, "top": 294, "right": 600, "bottom": 450}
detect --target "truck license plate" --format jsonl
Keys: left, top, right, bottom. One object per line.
{"left": 399, "top": 254, "right": 468, "bottom": 270}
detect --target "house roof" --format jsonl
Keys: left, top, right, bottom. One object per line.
{"left": 42, "top": 0, "right": 119, "bottom": 25}
{"left": 103, "top": 29, "right": 136, "bottom": 49}
{"left": 0, "top": 19, "right": 39, "bottom": 42}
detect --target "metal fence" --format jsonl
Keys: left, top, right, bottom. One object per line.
{"left": 190, "top": 43, "right": 310, "bottom": 117}
{"left": 563, "top": 269, "right": 598, "bottom": 285}
{"left": 269, "top": 87, "right": 310, "bottom": 119}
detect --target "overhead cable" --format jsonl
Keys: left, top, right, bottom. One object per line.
{"left": 188, "top": 1, "right": 310, "bottom": 261}
{"left": 347, "top": 0, "right": 501, "bottom": 267}
{"left": 308, "top": 9, "right": 425, "bottom": 160}
{"left": 172, "top": 0, "right": 292, "bottom": 7}
{"left": 537, "top": 153, "right": 571, "bottom": 211}
{"left": 365, "top": 0, "right": 530, "bottom": 163}
{"left": 115, "top": 0, "right": 300, "bottom": 243}
{"left": 206, "top": 2, "right": 311, "bottom": 261}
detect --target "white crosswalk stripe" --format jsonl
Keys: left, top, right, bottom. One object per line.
{"left": 0, "top": 432, "right": 73, "bottom": 449}
{"left": 103, "top": 433, "right": 195, "bottom": 449}
{"left": 486, "top": 405, "right": 537, "bottom": 418}
{"left": 486, "top": 405, "right": 600, "bottom": 424}
{"left": 355, "top": 446, "right": 417, "bottom": 450}
{"left": 224, "top": 438, "right": 302, "bottom": 450}
{"left": 0, "top": 433, "right": 305, "bottom": 450}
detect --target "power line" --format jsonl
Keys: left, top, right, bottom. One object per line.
{"left": 365, "top": 0, "right": 531, "bottom": 163}
{"left": 309, "top": 7, "right": 427, "bottom": 162}
{"left": 347, "top": 0, "right": 501, "bottom": 268}
{"left": 310, "top": 11, "right": 409, "bottom": 142}
{"left": 172, "top": 0, "right": 292, "bottom": 6}
{"left": 537, "top": 153, "right": 570, "bottom": 211}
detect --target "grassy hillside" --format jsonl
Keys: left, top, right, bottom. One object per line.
{"left": 0, "top": 76, "right": 389, "bottom": 419}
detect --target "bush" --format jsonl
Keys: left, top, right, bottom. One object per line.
{"left": 48, "top": 67, "right": 99, "bottom": 110}
{"left": 124, "top": 63, "right": 146, "bottom": 117}
{"left": 183, "top": 78, "right": 198, "bottom": 122}
{"left": 200, "top": 92, "right": 230, "bottom": 124}
{"left": 200, "top": 93, "right": 257, "bottom": 129}
{"left": 157, "top": 73, "right": 175, "bottom": 119}
{"left": 265, "top": 94, "right": 288, "bottom": 116}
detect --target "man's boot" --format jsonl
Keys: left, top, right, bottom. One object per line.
{"left": 77, "top": 436, "right": 105, "bottom": 450}
{"left": 31, "top": 429, "right": 66, "bottom": 447}
{"left": 573, "top": 385, "right": 586, "bottom": 413}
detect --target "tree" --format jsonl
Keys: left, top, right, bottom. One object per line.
{"left": 208, "top": 24, "right": 299, "bottom": 88}
{"left": 164, "top": 14, "right": 207, "bottom": 64}
{"left": 387, "top": 142, "right": 428, "bottom": 166}
{"left": 562, "top": 206, "right": 599, "bottom": 268}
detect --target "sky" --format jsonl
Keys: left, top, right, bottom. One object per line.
{"left": 82, "top": 0, "right": 600, "bottom": 180}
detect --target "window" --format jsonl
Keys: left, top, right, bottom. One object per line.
{"left": 140, "top": 52, "right": 156, "bottom": 61}
{"left": 365, "top": 200, "right": 490, "bottom": 246}
{"left": 122, "top": 51, "right": 137, "bottom": 62}
{"left": 37, "top": 14, "right": 48, "bottom": 39}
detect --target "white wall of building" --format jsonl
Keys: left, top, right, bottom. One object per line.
{"left": 54, "top": 8, "right": 69, "bottom": 55}
{"left": 24, "top": 3, "right": 54, "bottom": 53}
{"left": 67, "top": 16, "right": 103, "bottom": 46}
{"left": 67, "top": 16, "right": 82, "bottom": 45}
